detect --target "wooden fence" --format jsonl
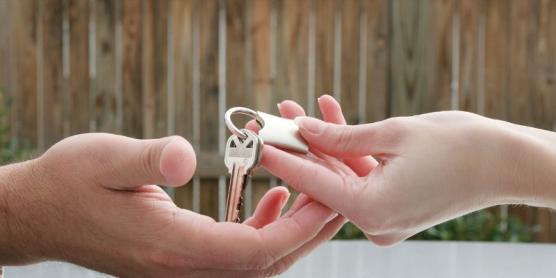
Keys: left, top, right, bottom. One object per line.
{"left": 0, "top": 0, "right": 555, "bottom": 241}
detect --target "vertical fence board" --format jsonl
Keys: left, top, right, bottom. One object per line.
{"left": 274, "top": 0, "right": 309, "bottom": 107}
{"left": 531, "top": 0, "right": 556, "bottom": 242}
{"left": 390, "top": 0, "right": 452, "bottom": 116}
{"left": 95, "top": 0, "right": 118, "bottom": 133}
{"left": 249, "top": 0, "right": 272, "bottom": 112}
{"left": 364, "top": 0, "right": 389, "bottom": 122}
{"left": 507, "top": 0, "right": 534, "bottom": 127}
{"left": 170, "top": 0, "right": 195, "bottom": 209}
{"left": 40, "top": 0, "right": 64, "bottom": 149}
{"left": 226, "top": 0, "right": 249, "bottom": 109}
{"left": 484, "top": 0, "right": 510, "bottom": 120}
{"left": 314, "top": 0, "right": 335, "bottom": 113}
{"left": 199, "top": 0, "right": 220, "bottom": 219}
{"left": 122, "top": 0, "right": 143, "bottom": 138}
{"left": 390, "top": 0, "right": 431, "bottom": 115}
{"left": 458, "top": 0, "right": 479, "bottom": 112}
{"left": 339, "top": 0, "right": 360, "bottom": 124}
{"left": 0, "top": 0, "right": 11, "bottom": 143}
{"left": 141, "top": 0, "right": 155, "bottom": 139}
{"left": 141, "top": 0, "right": 168, "bottom": 139}
{"left": 430, "top": 0, "right": 453, "bottom": 111}
{"left": 68, "top": 0, "right": 90, "bottom": 135}
{"left": 11, "top": 0, "right": 38, "bottom": 148}
{"left": 532, "top": 0, "right": 556, "bottom": 131}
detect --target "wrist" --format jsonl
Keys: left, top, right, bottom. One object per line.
{"left": 0, "top": 159, "right": 45, "bottom": 264}
{"left": 489, "top": 120, "right": 556, "bottom": 208}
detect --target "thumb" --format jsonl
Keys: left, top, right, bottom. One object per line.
{"left": 294, "top": 117, "right": 398, "bottom": 157}
{"left": 105, "top": 135, "right": 196, "bottom": 190}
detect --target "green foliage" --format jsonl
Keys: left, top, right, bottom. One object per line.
{"left": 334, "top": 209, "right": 539, "bottom": 242}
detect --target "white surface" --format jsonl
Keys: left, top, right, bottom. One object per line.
{"left": 6, "top": 241, "right": 556, "bottom": 277}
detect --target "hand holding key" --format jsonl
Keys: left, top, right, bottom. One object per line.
{"left": 0, "top": 133, "right": 343, "bottom": 277}
{"left": 261, "top": 95, "right": 556, "bottom": 245}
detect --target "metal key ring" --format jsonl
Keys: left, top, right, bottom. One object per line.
{"left": 224, "top": 107, "right": 265, "bottom": 140}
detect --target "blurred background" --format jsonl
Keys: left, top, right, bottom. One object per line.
{"left": 0, "top": 0, "right": 555, "bottom": 244}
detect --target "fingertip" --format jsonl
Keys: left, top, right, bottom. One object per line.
{"left": 245, "top": 119, "right": 261, "bottom": 133}
{"left": 278, "top": 100, "right": 306, "bottom": 119}
{"left": 160, "top": 136, "right": 196, "bottom": 186}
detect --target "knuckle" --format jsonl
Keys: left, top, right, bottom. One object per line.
{"left": 140, "top": 143, "right": 160, "bottom": 178}
{"left": 381, "top": 117, "right": 410, "bottom": 135}
{"left": 333, "top": 126, "right": 356, "bottom": 150}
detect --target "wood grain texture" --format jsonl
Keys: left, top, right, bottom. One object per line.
{"left": 141, "top": 0, "right": 168, "bottom": 139}
{"left": 11, "top": 0, "right": 38, "bottom": 147}
{"left": 68, "top": 0, "right": 90, "bottom": 135}
{"left": 314, "top": 0, "right": 335, "bottom": 116}
{"left": 248, "top": 0, "right": 272, "bottom": 112}
{"left": 170, "top": 0, "right": 194, "bottom": 209}
{"left": 483, "top": 0, "right": 509, "bottom": 120}
{"left": 274, "top": 0, "right": 310, "bottom": 108}
{"left": 41, "top": 0, "right": 65, "bottom": 148}
{"left": 198, "top": 0, "right": 220, "bottom": 218}
{"left": 0, "top": 0, "right": 15, "bottom": 145}
{"left": 390, "top": 0, "right": 432, "bottom": 115}
{"left": 95, "top": 0, "right": 118, "bottom": 133}
{"left": 364, "top": 0, "right": 389, "bottom": 122}
{"left": 458, "top": 0, "right": 480, "bottom": 112}
{"left": 339, "top": 0, "right": 360, "bottom": 124}
{"left": 390, "top": 0, "right": 452, "bottom": 116}
{"left": 122, "top": 0, "right": 143, "bottom": 138}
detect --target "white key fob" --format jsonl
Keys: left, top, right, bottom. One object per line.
{"left": 257, "top": 112, "right": 308, "bottom": 153}
{"left": 225, "top": 107, "right": 309, "bottom": 153}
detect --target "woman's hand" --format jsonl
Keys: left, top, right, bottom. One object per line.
{"left": 261, "top": 95, "right": 556, "bottom": 245}
{"left": 0, "top": 133, "right": 343, "bottom": 277}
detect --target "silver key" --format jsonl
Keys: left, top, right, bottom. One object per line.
{"left": 224, "top": 129, "right": 263, "bottom": 222}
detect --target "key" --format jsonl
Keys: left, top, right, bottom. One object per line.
{"left": 224, "top": 129, "right": 263, "bottom": 222}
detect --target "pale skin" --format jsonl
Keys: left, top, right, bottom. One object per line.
{"left": 0, "top": 133, "right": 345, "bottom": 277}
{"left": 260, "top": 95, "right": 556, "bottom": 246}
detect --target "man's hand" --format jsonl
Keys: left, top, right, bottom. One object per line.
{"left": 0, "top": 133, "right": 344, "bottom": 277}
{"left": 261, "top": 95, "right": 556, "bottom": 246}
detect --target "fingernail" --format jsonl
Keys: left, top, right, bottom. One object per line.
{"left": 294, "top": 116, "right": 324, "bottom": 136}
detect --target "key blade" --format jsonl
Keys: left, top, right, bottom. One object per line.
{"left": 225, "top": 164, "right": 247, "bottom": 222}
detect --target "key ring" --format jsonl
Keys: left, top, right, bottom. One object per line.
{"left": 225, "top": 107, "right": 265, "bottom": 140}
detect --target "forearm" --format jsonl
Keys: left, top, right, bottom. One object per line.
{"left": 0, "top": 160, "right": 41, "bottom": 265}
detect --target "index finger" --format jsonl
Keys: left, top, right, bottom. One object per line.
{"left": 261, "top": 145, "right": 353, "bottom": 215}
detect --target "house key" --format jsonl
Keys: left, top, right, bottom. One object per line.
{"left": 224, "top": 128, "right": 262, "bottom": 222}
{"left": 223, "top": 107, "right": 309, "bottom": 222}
